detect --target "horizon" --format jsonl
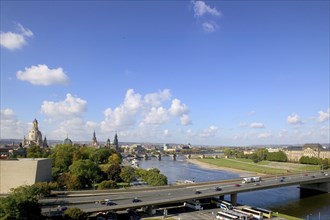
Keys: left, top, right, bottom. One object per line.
{"left": 1, "top": 1, "right": 329, "bottom": 146}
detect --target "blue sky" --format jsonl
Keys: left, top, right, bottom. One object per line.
{"left": 1, "top": 0, "right": 329, "bottom": 146}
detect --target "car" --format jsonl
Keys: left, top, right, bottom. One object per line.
{"left": 311, "top": 175, "right": 315, "bottom": 178}
{"left": 280, "top": 179, "right": 284, "bottom": 182}
{"left": 195, "top": 190, "right": 202, "bottom": 194}
{"left": 215, "top": 187, "right": 222, "bottom": 191}
{"left": 132, "top": 198, "right": 141, "bottom": 203}
{"left": 106, "top": 201, "right": 116, "bottom": 206}
{"left": 304, "top": 174, "right": 308, "bottom": 176}
{"left": 235, "top": 184, "right": 241, "bottom": 187}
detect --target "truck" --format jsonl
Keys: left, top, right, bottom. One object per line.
{"left": 242, "top": 177, "right": 261, "bottom": 184}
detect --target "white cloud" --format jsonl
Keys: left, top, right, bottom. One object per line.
{"left": 239, "top": 122, "right": 248, "bottom": 127}
{"left": 169, "top": 99, "right": 189, "bottom": 116}
{"left": 0, "top": 108, "right": 27, "bottom": 139}
{"left": 16, "top": 64, "right": 69, "bottom": 86}
{"left": 143, "top": 107, "right": 170, "bottom": 125}
{"left": 0, "top": 23, "right": 33, "bottom": 50}
{"left": 202, "top": 22, "right": 216, "bottom": 32}
{"left": 144, "top": 89, "right": 171, "bottom": 107}
{"left": 200, "top": 125, "right": 218, "bottom": 138}
{"left": 318, "top": 108, "right": 330, "bottom": 122}
{"left": 192, "top": 1, "right": 221, "bottom": 17}
{"left": 180, "top": 114, "right": 192, "bottom": 125}
{"left": 287, "top": 113, "right": 303, "bottom": 124}
{"left": 250, "top": 122, "right": 265, "bottom": 128}
{"left": 258, "top": 132, "right": 272, "bottom": 139}
{"left": 41, "top": 93, "right": 87, "bottom": 118}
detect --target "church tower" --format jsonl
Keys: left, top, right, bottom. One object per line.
{"left": 24, "top": 118, "right": 43, "bottom": 147}
{"left": 92, "top": 130, "right": 98, "bottom": 147}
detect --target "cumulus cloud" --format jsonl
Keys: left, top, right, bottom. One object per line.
{"left": 180, "top": 114, "right": 192, "bottom": 125}
{"left": 200, "top": 125, "right": 218, "bottom": 138}
{"left": 143, "top": 107, "right": 170, "bottom": 125}
{"left": 0, "top": 23, "right": 33, "bottom": 50}
{"left": 101, "top": 89, "right": 191, "bottom": 135}
{"left": 287, "top": 113, "right": 303, "bottom": 125}
{"left": 0, "top": 108, "right": 27, "bottom": 139}
{"left": 250, "top": 122, "right": 265, "bottom": 128}
{"left": 318, "top": 108, "right": 330, "bottom": 122}
{"left": 41, "top": 93, "right": 87, "bottom": 118}
{"left": 16, "top": 64, "right": 69, "bottom": 86}
{"left": 192, "top": 1, "right": 221, "bottom": 17}
{"left": 144, "top": 89, "right": 171, "bottom": 107}
{"left": 169, "top": 99, "right": 189, "bottom": 116}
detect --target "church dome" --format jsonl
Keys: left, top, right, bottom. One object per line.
{"left": 63, "top": 137, "right": 73, "bottom": 145}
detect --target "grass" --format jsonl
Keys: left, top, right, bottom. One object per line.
{"left": 196, "top": 158, "right": 320, "bottom": 175}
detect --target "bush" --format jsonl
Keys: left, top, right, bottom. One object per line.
{"left": 97, "top": 180, "right": 117, "bottom": 190}
{"left": 63, "top": 207, "right": 85, "bottom": 219}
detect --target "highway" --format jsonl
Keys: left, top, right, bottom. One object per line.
{"left": 41, "top": 171, "right": 329, "bottom": 216}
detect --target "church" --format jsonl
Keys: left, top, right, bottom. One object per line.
{"left": 23, "top": 118, "right": 48, "bottom": 147}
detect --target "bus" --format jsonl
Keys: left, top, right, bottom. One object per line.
{"left": 251, "top": 207, "right": 273, "bottom": 218}
{"left": 241, "top": 207, "right": 264, "bottom": 220}
{"left": 232, "top": 209, "right": 254, "bottom": 220}
{"left": 222, "top": 210, "right": 251, "bottom": 220}
{"left": 216, "top": 211, "right": 239, "bottom": 220}
{"left": 184, "top": 199, "right": 202, "bottom": 210}
{"left": 212, "top": 198, "right": 233, "bottom": 210}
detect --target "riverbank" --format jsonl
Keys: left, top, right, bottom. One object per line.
{"left": 187, "top": 158, "right": 258, "bottom": 177}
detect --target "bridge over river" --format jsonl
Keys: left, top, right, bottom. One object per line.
{"left": 41, "top": 171, "right": 330, "bottom": 216}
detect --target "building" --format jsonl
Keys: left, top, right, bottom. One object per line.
{"left": 63, "top": 136, "right": 73, "bottom": 146}
{"left": 23, "top": 119, "right": 43, "bottom": 147}
{"left": 92, "top": 130, "right": 98, "bottom": 147}
{"left": 0, "top": 158, "right": 52, "bottom": 194}
{"left": 284, "top": 143, "right": 330, "bottom": 162}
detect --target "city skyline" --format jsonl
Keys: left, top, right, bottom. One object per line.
{"left": 1, "top": 1, "right": 329, "bottom": 146}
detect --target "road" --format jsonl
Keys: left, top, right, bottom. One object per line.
{"left": 41, "top": 171, "right": 329, "bottom": 216}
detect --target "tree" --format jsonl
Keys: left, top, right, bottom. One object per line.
{"left": 0, "top": 185, "right": 43, "bottom": 219}
{"left": 50, "top": 144, "right": 77, "bottom": 172}
{"left": 108, "top": 153, "right": 122, "bottom": 165}
{"left": 63, "top": 207, "right": 85, "bottom": 220}
{"left": 57, "top": 173, "right": 82, "bottom": 190}
{"left": 120, "top": 166, "right": 135, "bottom": 184}
{"left": 69, "top": 159, "right": 102, "bottom": 188}
{"left": 27, "top": 145, "right": 48, "bottom": 158}
{"left": 106, "top": 164, "right": 122, "bottom": 182}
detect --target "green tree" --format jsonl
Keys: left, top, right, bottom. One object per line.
{"left": 50, "top": 144, "right": 77, "bottom": 172}
{"left": 120, "top": 166, "right": 135, "bottom": 184}
{"left": 57, "top": 172, "right": 82, "bottom": 190}
{"left": 106, "top": 164, "right": 122, "bottom": 182}
{"left": 69, "top": 159, "right": 102, "bottom": 188}
{"left": 108, "top": 153, "right": 122, "bottom": 165}
{"left": 63, "top": 207, "right": 85, "bottom": 219}
{"left": 27, "top": 145, "right": 48, "bottom": 158}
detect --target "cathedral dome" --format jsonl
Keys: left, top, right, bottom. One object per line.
{"left": 63, "top": 137, "right": 73, "bottom": 145}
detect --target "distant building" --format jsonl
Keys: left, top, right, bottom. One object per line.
{"left": 23, "top": 119, "right": 43, "bottom": 147}
{"left": 284, "top": 143, "right": 330, "bottom": 162}
{"left": 63, "top": 136, "right": 73, "bottom": 146}
{"left": 92, "top": 130, "right": 98, "bottom": 147}
{"left": 0, "top": 158, "right": 52, "bottom": 194}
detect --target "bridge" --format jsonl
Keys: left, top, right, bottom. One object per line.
{"left": 41, "top": 171, "right": 330, "bottom": 216}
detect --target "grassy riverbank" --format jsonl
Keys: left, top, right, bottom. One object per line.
{"left": 195, "top": 158, "right": 320, "bottom": 175}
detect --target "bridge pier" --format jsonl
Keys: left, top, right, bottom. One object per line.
{"left": 219, "top": 195, "right": 224, "bottom": 201}
{"left": 230, "top": 193, "right": 237, "bottom": 206}
{"left": 146, "top": 205, "right": 156, "bottom": 215}
{"left": 173, "top": 154, "right": 176, "bottom": 161}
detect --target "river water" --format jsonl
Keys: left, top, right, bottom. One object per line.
{"left": 138, "top": 155, "right": 330, "bottom": 219}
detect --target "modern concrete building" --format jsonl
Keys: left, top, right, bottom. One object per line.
{"left": 0, "top": 158, "right": 52, "bottom": 194}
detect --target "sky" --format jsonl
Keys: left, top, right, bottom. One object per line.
{"left": 0, "top": 0, "right": 329, "bottom": 146}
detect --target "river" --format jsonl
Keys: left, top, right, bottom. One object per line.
{"left": 138, "top": 155, "right": 330, "bottom": 219}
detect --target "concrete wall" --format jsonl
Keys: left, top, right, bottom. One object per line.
{"left": 0, "top": 158, "right": 52, "bottom": 194}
